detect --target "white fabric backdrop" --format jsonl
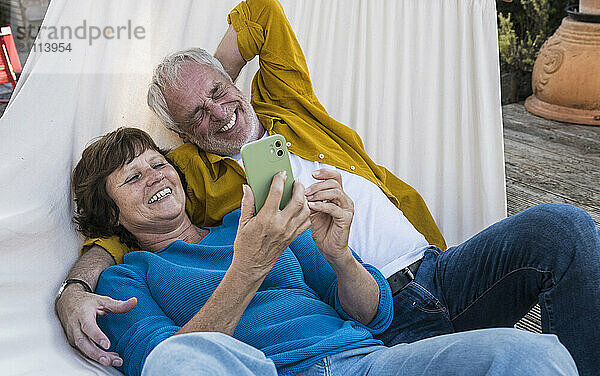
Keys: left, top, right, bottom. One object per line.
{"left": 0, "top": 0, "right": 505, "bottom": 374}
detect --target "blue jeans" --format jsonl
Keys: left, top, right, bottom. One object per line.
{"left": 143, "top": 204, "right": 595, "bottom": 375}
{"left": 142, "top": 332, "right": 278, "bottom": 376}
{"left": 143, "top": 329, "right": 576, "bottom": 376}
{"left": 297, "top": 330, "right": 576, "bottom": 375}
{"left": 376, "top": 203, "right": 600, "bottom": 375}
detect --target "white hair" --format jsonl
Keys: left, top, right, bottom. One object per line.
{"left": 147, "top": 48, "right": 232, "bottom": 133}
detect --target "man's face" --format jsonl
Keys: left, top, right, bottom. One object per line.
{"left": 163, "top": 61, "right": 264, "bottom": 155}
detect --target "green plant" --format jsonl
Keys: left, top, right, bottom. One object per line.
{"left": 497, "top": 0, "right": 569, "bottom": 73}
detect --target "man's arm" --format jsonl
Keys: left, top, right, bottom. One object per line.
{"left": 304, "top": 169, "right": 387, "bottom": 325}
{"left": 61, "top": 245, "right": 114, "bottom": 291}
{"left": 214, "top": 25, "right": 246, "bottom": 82}
{"left": 55, "top": 245, "right": 137, "bottom": 367}
{"left": 225, "top": 0, "right": 321, "bottom": 103}
{"left": 324, "top": 248, "right": 381, "bottom": 325}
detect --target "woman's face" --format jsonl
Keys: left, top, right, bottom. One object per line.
{"left": 105, "top": 149, "right": 186, "bottom": 235}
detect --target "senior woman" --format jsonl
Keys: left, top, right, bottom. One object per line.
{"left": 72, "top": 128, "right": 577, "bottom": 376}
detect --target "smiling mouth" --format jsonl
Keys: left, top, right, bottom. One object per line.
{"left": 148, "top": 187, "right": 172, "bottom": 204}
{"left": 218, "top": 111, "right": 237, "bottom": 133}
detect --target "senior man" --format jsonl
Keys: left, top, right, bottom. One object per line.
{"left": 56, "top": 0, "right": 600, "bottom": 374}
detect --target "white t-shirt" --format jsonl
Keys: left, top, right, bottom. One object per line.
{"left": 231, "top": 140, "right": 430, "bottom": 278}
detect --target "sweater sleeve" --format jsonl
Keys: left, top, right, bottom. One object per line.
{"left": 96, "top": 264, "right": 181, "bottom": 376}
{"left": 327, "top": 257, "right": 394, "bottom": 335}
{"left": 288, "top": 231, "right": 393, "bottom": 335}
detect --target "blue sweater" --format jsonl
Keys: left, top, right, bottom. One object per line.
{"left": 97, "top": 211, "right": 393, "bottom": 376}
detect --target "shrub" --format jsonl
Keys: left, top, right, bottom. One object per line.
{"left": 497, "top": 0, "right": 569, "bottom": 73}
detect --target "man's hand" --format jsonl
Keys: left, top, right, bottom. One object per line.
{"left": 56, "top": 284, "right": 137, "bottom": 367}
{"left": 233, "top": 171, "right": 311, "bottom": 277}
{"left": 305, "top": 169, "right": 354, "bottom": 261}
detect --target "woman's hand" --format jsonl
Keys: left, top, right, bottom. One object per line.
{"left": 233, "top": 171, "right": 311, "bottom": 278}
{"left": 178, "top": 173, "right": 310, "bottom": 337}
{"left": 305, "top": 169, "right": 354, "bottom": 261}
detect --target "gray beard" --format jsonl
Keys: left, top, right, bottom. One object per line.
{"left": 191, "top": 101, "right": 264, "bottom": 155}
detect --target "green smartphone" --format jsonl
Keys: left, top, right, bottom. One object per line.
{"left": 241, "top": 134, "right": 294, "bottom": 212}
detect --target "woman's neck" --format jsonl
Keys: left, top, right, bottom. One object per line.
{"left": 133, "top": 218, "right": 209, "bottom": 252}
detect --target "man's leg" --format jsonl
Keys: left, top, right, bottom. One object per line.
{"left": 356, "top": 328, "right": 577, "bottom": 376}
{"left": 402, "top": 204, "right": 599, "bottom": 375}
{"left": 142, "top": 332, "right": 277, "bottom": 376}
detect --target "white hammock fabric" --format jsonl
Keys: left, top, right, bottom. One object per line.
{"left": 0, "top": 0, "right": 505, "bottom": 374}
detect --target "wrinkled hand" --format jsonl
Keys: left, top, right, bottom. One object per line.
{"left": 56, "top": 285, "right": 137, "bottom": 367}
{"left": 233, "top": 171, "right": 311, "bottom": 277}
{"left": 305, "top": 169, "right": 354, "bottom": 260}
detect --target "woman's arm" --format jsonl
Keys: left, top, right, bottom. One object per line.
{"left": 177, "top": 172, "right": 311, "bottom": 335}
{"left": 174, "top": 259, "right": 267, "bottom": 336}
{"left": 96, "top": 266, "right": 179, "bottom": 376}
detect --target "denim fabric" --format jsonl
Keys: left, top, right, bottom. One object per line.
{"left": 377, "top": 203, "right": 600, "bottom": 375}
{"left": 146, "top": 330, "right": 576, "bottom": 376}
{"left": 296, "top": 330, "right": 577, "bottom": 375}
{"left": 142, "top": 204, "right": 597, "bottom": 376}
{"left": 142, "top": 332, "right": 278, "bottom": 376}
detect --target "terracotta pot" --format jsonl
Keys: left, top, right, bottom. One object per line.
{"left": 580, "top": 0, "right": 600, "bottom": 15}
{"left": 525, "top": 16, "right": 600, "bottom": 126}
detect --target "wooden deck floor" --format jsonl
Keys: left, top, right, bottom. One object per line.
{"left": 505, "top": 103, "right": 600, "bottom": 333}
{"left": 504, "top": 103, "right": 600, "bottom": 224}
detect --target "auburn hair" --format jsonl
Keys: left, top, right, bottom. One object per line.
{"left": 72, "top": 127, "right": 165, "bottom": 249}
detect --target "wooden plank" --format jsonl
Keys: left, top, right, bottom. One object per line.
{"left": 506, "top": 179, "right": 600, "bottom": 224}
{"left": 503, "top": 103, "right": 600, "bottom": 157}
{"left": 504, "top": 149, "right": 600, "bottom": 211}
{"left": 504, "top": 159, "right": 599, "bottom": 208}
{"left": 503, "top": 103, "right": 600, "bottom": 223}
{"left": 504, "top": 103, "right": 600, "bottom": 141}
{"left": 504, "top": 126, "right": 600, "bottom": 170}
{"left": 504, "top": 104, "right": 600, "bottom": 140}
{"left": 505, "top": 153, "right": 600, "bottom": 201}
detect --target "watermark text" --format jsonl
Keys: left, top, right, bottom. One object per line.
{"left": 16, "top": 19, "right": 146, "bottom": 46}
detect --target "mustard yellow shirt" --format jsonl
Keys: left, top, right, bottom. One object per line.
{"left": 84, "top": 0, "right": 446, "bottom": 263}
